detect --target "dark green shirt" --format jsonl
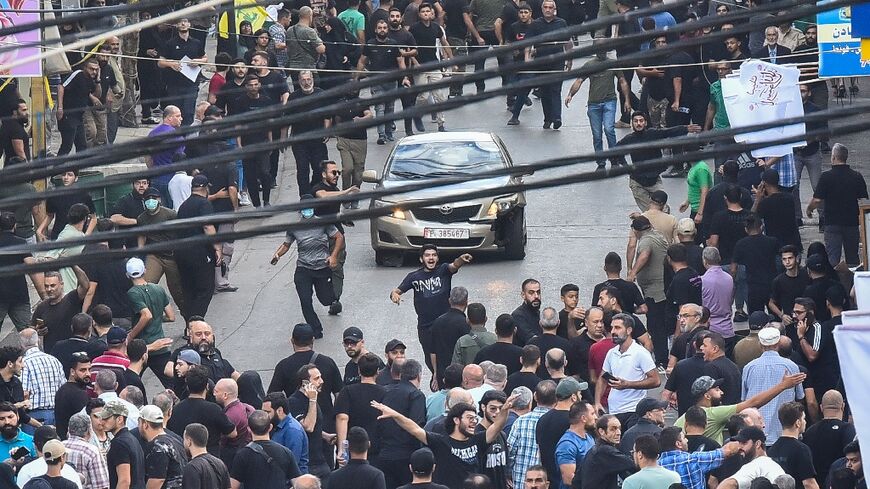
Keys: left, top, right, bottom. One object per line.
{"left": 585, "top": 58, "right": 619, "bottom": 104}
{"left": 127, "top": 283, "right": 170, "bottom": 353}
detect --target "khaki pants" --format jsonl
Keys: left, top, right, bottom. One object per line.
{"left": 415, "top": 72, "right": 446, "bottom": 124}
{"left": 629, "top": 177, "right": 662, "bottom": 212}
{"left": 214, "top": 222, "right": 235, "bottom": 289}
{"left": 336, "top": 137, "right": 367, "bottom": 189}
{"left": 83, "top": 106, "right": 108, "bottom": 147}
{"left": 144, "top": 254, "right": 186, "bottom": 317}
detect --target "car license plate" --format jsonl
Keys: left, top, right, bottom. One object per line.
{"left": 423, "top": 228, "right": 470, "bottom": 240}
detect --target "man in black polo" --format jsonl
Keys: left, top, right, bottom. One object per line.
{"left": 523, "top": 0, "right": 572, "bottom": 130}
{"left": 174, "top": 175, "right": 222, "bottom": 320}
{"left": 157, "top": 17, "right": 207, "bottom": 126}
{"left": 57, "top": 59, "right": 100, "bottom": 155}
{"left": 0, "top": 99, "right": 30, "bottom": 162}
{"left": 110, "top": 179, "right": 149, "bottom": 250}
{"left": 231, "top": 75, "right": 274, "bottom": 208}
{"left": 287, "top": 71, "right": 330, "bottom": 198}
{"left": 355, "top": 18, "right": 407, "bottom": 144}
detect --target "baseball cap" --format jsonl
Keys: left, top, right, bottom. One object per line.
{"left": 677, "top": 218, "right": 696, "bottom": 236}
{"left": 140, "top": 405, "right": 165, "bottom": 424}
{"left": 343, "top": 327, "right": 364, "bottom": 342}
{"left": 125, "top": 257, "right": 145, "bottom": 278}
{"left": 635, "top": 397, "right": 669, "bottom": 416}
{"left": 42, "top": 439, "right": 65, "bottom": 461}
{"left": 385, "top": 339, "right": 406, "bottom": 353}
{"left": 806, "top": 253, "right": 827, "bottom": 273}
{"left": 95, "top": 400, "right": 129, "bottom": 419}
{"left": 735, "top": 426, "right": 767, "bottom": 444}
{"left": 748, "top": 311, "right": 773, "bottom": 330}
{"left": 691, "top": 376, "right": 724, "bottom": 397}
{"left": 555, "top": 377, "right": 588, "bottom": 400}
{"left": 758, "top": 327, "right": 781, "bottom": 346}
{"left": 106, "top": 326, "right": 128, "bottom": 346}
{"left": 650, "top": 190, "right": 668, "bottom": 205}
{"left": 292, "top": 323, "right": 315, "bottom": 342}
{"left": 204, "top": 105, "right": 224, "bottom": 117}
{"left": 143, "top": 187, "right": 161, "bottom": 198}
{"left": 631, "top": 215, "right": 652, "bottom": 231}
{"left": 409, "top": 448, "right": 435, "bottom": 475}
{"left": 191, "top": 174, "right": 209, "bottom": 188}
{"left": 178, "top": 349, "right": 201, "bottom": 365}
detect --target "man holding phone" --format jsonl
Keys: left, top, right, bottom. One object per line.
{"left": 594, "top": 313, "right": 661, "bottom": 431}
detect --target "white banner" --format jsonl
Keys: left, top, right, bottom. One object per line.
{"left": 833, "top": 311, "right": 870, "bottom": 451}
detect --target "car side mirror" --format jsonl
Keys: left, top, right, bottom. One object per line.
{"left": 362, "top": 170, "right": 380, "bottom": 183}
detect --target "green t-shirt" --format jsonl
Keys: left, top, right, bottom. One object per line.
{"left": 709, "top": 80, "right": 730, "bottom": 129}
{"left": 469, "top": 0, "right": 503, "bottom": 31}
{"left": 338, "top": 8, "right": 365, "bottom": 36}
{"left": 674, "top": 404, "right": 737, "bottom": 444}
{"left": 687, "top": 161, "right": 713, "bottom": 212}
{"left": 585, "top": 58, "right": 619, "bottom": 104}
{"left": 622, "top": 466, "right": 681, "bottom": 489}
{"left": 127, "top": 283, "right": 171, "bottom": 353}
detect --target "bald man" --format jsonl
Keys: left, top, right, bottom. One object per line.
{"left": 462, "top": 364, "right": 485, "bottom": 389}
{"left": 213, "top": 378, "right": 254, "bottom": 466}
{"left": 740, "top": 408, "right": 765, "bottom": 431}
{"left": 293, "top": 474, "right": 322, "bottom": 489}
{"left": 803, "top": 390, "right": 855, "bottom": 486}
{"left": 424, "top": 388, "right": 474, "bottom": 434}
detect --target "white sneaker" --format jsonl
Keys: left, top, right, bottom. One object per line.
{"left": 239, "top": 191, "right": 252, "bottom": 207}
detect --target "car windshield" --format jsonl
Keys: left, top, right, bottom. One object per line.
{"left": 388, "top": 140, "right": 504, "bottom": 179}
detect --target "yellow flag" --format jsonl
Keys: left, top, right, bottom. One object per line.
{"left": 862, "top": 38, "right": 870, "bottom": 62}
{"left": 217, "top": 0, "right": 272, "bottom": 39}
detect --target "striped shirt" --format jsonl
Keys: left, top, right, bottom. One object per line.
{"left": 508, "top": 406, "right": 551, "bottom": 489}
{"left": 742, "top": 351, "right": 804, "bottom": 443}
{"left": 22, "top": 347, "right": 65, "bottom": 410}
{"left": 65, "top": 435, "right": 111, "bottom": 489}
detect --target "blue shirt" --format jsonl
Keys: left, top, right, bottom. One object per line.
{"left": 555, "top": 430, "right": 595, "bottom": 489}
{"left": 0, "top": 429, "right": 34, "bottom": 460}
{"left": 426, "top": 389, "right": 448, "bottom": 422}
{"left": 272, "top": 414, "right": 309, "bottom": 473}
{"left": 147, "top": 123, "right": 185, "bottom": 185}
{"left": 742, "top": 350, "right": 804, "bottom": 443}
{"left": 659, "top": 448, "right": 725, "bottom": 489}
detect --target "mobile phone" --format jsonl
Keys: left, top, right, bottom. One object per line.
{"left": 270, "top": 257, "right": 279, "bottom": 265}
{"left": 602, "top": 372, "right": 617, "bottom": 383}
{"left": 11, "top": 447, "right": 29, "bottom": 460}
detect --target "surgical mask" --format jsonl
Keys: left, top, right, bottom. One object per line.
{"left": 301, "top": 208, "right": 315, "bottom": 219}
{"left": 145, "top": 199, "right": 159, "bottom": 211}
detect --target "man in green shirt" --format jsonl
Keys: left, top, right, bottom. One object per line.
{"left": 338, "top": 0, "right": 366, "bottom": 44}
{"left": 680, "top": 161, "right": 713, "bottom": 225}
{"left": 705, "top": 62, "right": 737, "bottom": 178}
{"left": 452, "top": 303, "right": 497, "bottom": 367}
{"left": 126, "top": 257, "right": 175, "bottom": 385}
{"left": 674, "top": 374, "right": 805, "bottom": 444}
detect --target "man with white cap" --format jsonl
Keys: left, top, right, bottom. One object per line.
{"left": 742, "top": 327, "right": 804, "bottom": 445}
{"left": 139, "top": 405, "right": 187, "bottom": 488}
{"left": 126, "top": 257, "right": 175, "bottom": 386}
{"left": 17, "top": 426, "right": 82, "bottom": 488}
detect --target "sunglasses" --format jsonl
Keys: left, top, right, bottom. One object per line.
{"left": 330, "top": 170, "right": 341, "bottom": 176}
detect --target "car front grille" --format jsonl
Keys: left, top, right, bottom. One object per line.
{"left": 408, "top": 237, "right": 485, "bottom": 247}
{"left": 411, "top": 204, "right": 482, "bottom": 223}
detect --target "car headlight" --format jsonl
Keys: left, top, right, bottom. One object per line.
{"left": 486, "top": 196, "right": 518, "bottom": 217}
{"left": 374, "top": 200, "right": 406, "bottom": 220}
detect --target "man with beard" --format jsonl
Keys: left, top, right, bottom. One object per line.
{"left": 555, "top": 400, "right": 597, "bottom": 489}
{"left": 167, "top": 366, "right": 237, "bottom": 457}
{"left": 0, "top": 346, "right": 39, "bottom": 430}
{"left": 386, "top": 8, "right": 422, "bottom": 137}
{"left": 675, "top": 373, "right": 806, "bottom": 445}
{"left": 181, "top": 423, "right": 231, "bottom": 489}
{"left": 512, "top": 279, "right": 542, "bottom": 347}
{"left": 523, "top": 0, "right": 571, "bottom": 130}
{"left": 101, "top": 400, "right": 146, "bottom": 489}
{"left": 0, "top": 99, "right": 29, "bottom": 162}
{"left": 594, "top": 313, "right": 660, "bottom": 429}
{"left": 110, "top": 179, "right": 150, "bottom": 249}
{"left": 476, "top": 390, "right": 510, "bottom": 489}
{"left": 719, "top": 427, "right": 785, "bottom": 489}
{"left": 667, "top": 303, "right": 706, "bottom": 373}
{"left": 597, "top": 286, "right": 654, "bottom": 352}
{"left": 261, "top": 392, "right": 308, "bottom": 473}
{"left": 576, "top": 415, "right": 636, "bottom": 489}
{"left": 286, "top": 364, "right": 331, "bottom": 484}
{"left": 53, "top": 352, "right": 91, "bottom": 440}
{"left": 165, "top": 319, "right": 240, "bottom": 385}
{"left": 372, "top": 393, "right": 518, "bottom": 488}
{"left": 335, "top": 353, "right": 386, "bottom": 466}
{"left": 392, "top": 246, "right": 472, "bottom": 371}
{"left": 341, "top": 327, "right": 385, "bottom": 386}
{"left": 354, "top": 19, "right": 406, "bottom": 144}
{"left": 139, "top": 405, "right": 188, "bottom": 489}
{"left": 286, "top": 71, "right": 331, "bottom": 198}
{"left": 377, "top": 339, "right": 407, "bottom": 386}
{"left": 157, "top": 18, "right": 207, "bottom": 125}
{"left": 0, "top": 401, "right": 33, "bottom": 459}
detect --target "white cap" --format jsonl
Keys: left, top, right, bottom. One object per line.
{"left": 758, "top": 327, "right": 781, "bottom": 346}
{"left": 126, "top": 257, "right": 146, "bottom": 278}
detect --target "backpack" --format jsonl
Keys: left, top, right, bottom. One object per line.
{"left": 22, "top": 477, "right": 53, "bottom": 489}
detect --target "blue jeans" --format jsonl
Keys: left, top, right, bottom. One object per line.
{"left": 587, "top": 99, "right": 617, "bottom": 166}
{"left": 723, "top": 264, "right": 747, "bottom": 310}
{"left": 370, "top": 83, "right": 395, "bottom": 138}
{"left": 23, "top": 409, "right": 54, "bottom": 435}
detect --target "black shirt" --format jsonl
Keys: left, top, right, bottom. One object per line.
{"left": 81, "top": 243, "right": 134, "bottom": 318}
{"left": 409, "top": 21, "right": 444, "bottom": 64}
{"left": 703, "top": 356, "right": 742, "bottom": 405}
{"left": 426, "top": 431, "right": 488, "bottom": 488}
{"left": 332, "top": 105, "right": 368, "bottom": 140}
{"left": 53, "top": 381, "right": 89, "bottom": 439}
{"left": 804, "top": 277, "right": 842, "bottom": 323}
{"left": 814, "top": 165, "right": 869, "bottom": 227}
{"left": 771, "top": 269, "right": 811, "bottom": 318}
{"left": 397, "top": 482, "right": 450, "bottom": 489}
{"left": 666, "top": 267, "right": 701, "bottom": 322}
{"left": 334, "top": 382, "right": 387, "bottom": 456}
{"left": 619, "top": 127, "right": 690, "bottom": 185}
{"left": 669, "top": 327, "right": 707, "bottom": 363}
{"left": 175, "top": 194, "right": 216, "bottom": 264}
{"left": 592, "top": 279, "right": 645, "bottom": 314}
{"left": 111, "top": 192, "right": 147, "bottom": 249}
{"left": 505, "top": 371, "right": 542, "bottom": 398}
{"left": 567, "top": 333, "right": 598, "bottom": 382}
{"left": 508, "top": 21, "right": 532, "bottom": 61}
{"left": 329, "top": 459, "right": 387, "bottom": 489}
{"left": 288, "top": 390, "right": 326, "bottom": 466}
{"left": 159, "top": 34, "right": 206, "bottom": 87}
{"left": 0, "top": 232, "right": 29, "bottom": 304}
{"left": 526, "top": 16, "right": 569, "bottom": 67}
{"left": 398, "top": 263, "right": 456, "bottom": 328}
{"left": 182, "top": 452, "right": 231, "bottom": 489}
{"left": 431, "top": 308, "right": 470, "bottom": 381}
{"left": 229, "top": 440, "right": 301, "bottom": 489}
{"left": 32, "top": 291, "right": 84, "bottom": 353}
{"left": 536, "top": 408, "right": 570, "bottom": 485}
{"left": 107, "top": 427, "right": 146, "bottom": 489}
{"left": 23, "top": 476, "right": 77, "bottom": 489}
{"left": 665, "top": 353, "right": 706, "bottom": 415}
{"left": 202, "top": 162, "right": 239, "bottom": 213}
{"left": 528, "top": 333, "right": 572, "bottom": 378}
{"left": 166, "top": 398, "right": 235, "bottom": 456}
{"left": 474, "top": 342, "right": 523, "bottom": 375}
{"left": 709, "top": 208, "right": 749, "bottom": 263}
{"left": 170, "top": 346, "right": 236, "bottom": 384}
{"left": 230, "top": 93, "right": 275, "bottom": 144}
{"left": 268, "top": 350, "right": 343, "bottom": 431}
{"left": 363, "top": 38, "right": 402, "bottom": 71}
{"left": 757, "top": 192, "right": 801, "bottom": 249}
{"left": 686, "top": 434, "right": 721, "bottom": 453}
{"left": 702, "top": 182, "right": 753, "bottom": 240}
{"left": 664, "top": 50, "right": 697, "bottom": 105}
{"left": 45, "top": 189, "right": 95, "bottom": 240}
{"left": 803, "top": 418, "right": 856, "bottom": 486}
{"left": 732, "top": 234, "right": 780, "bottom": 289}
{"left": 60, "top": 70, "right": 96, "bottom": 111}
{"left": 557, "top": 309, "right": 579, "bottom": 339}
{"left": 52, "top": 334, "right": 104, "bottom": 368}
{"left": 145, "top": 432, "right": 188, "bottom": 487}
{"left": 311, "top": 181, "right": 345, "bottom": 234}
{"left": 378, "top": 380, "right": 426, "bottom": 460}
{"left": 511, "top": 302, "right": 541, "bottom": 346}
{"left": 441, "top": 0, "right": 470, "bottom": 38}
{"left": 256, "top": 70, "right": 289, "bottom": 104}
{"left": 343, "top": 355, "right": 386, "bottom": 386}
{"left": 768, "top": 436, "right": 817, "bottom": 483}
{"left": 286, "top": 88, "right": 328, "bottom": 134}
{"left": 0, "top": 119, "right": 28, "bottom": 161}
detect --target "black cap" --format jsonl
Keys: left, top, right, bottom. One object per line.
{"left": 631, "top": 215, "right": 652, "bottom": 231}
{"left": 650, "top": 190, "right": 668, "bottom": 205}
{"left": 748, "top": 311, "right": 773, "bottom": 330}
{"left": 635, "top": 397, "right": 669, "bottom": 416}
{"left": 806, "top": 253, "right": 827, "bottom": 272}
{"left": 191, "top": 174, "right": 209, "bottom": 188}
{"left": 292, "top": 323, "right": 315, "bottom": 342}
{"left": 143, "top": 188, "right": 161, "bottom": 198}
{"left": 343, "top": 327, "right": 364, "bottom": 342}
{"left": 735, "top": 426, "right": 767, "bottom": 443}
{"left": 385, "top": 339, "right": 406, "bottom": 353}
{"left": 409, "top": 448, "right": 435, "bottom": 475}
{"left": 204, "top": 105, "right": 224, "bottom": 117}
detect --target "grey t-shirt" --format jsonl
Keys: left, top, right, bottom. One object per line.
{"left": 286, "top": 24, "right": 323, "bottom": 69}
{"left": 636, "top": 230, "right": 668, "bottom": 303}
{"left": 285, "top": 222, "right": 339, "bottom": 270}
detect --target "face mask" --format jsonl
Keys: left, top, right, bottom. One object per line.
{"left": 145, "top": 199, "right": 159, "bottom": 211}
{"left": 301, "top": 208, "right": 315, "bottom": 219}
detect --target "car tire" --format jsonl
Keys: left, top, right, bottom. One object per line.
{"left": 375, "top": 250, "right": 404, "bottom": 267}
{"left": 504, "top": 207, "right": 526, "bottom": 260}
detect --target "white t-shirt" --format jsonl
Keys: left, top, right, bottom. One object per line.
{"left": 602, "top": 340, "right": 656, "bottom": 414}
{"left": 168, "top": 173, "right": 193, "bottom": 211}
{"left": 731, "top": 456, "right": 786, "bottom": 489}
{"left": 16, "top": 458, "right": 83, "bottom": 488}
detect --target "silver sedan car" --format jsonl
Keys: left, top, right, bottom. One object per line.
{"left": 362, "top": 132, "right": 529, "bottom": 266}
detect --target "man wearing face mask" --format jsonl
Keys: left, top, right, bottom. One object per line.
{"left": 271, "top": 195, "right": 345, "bottom": 339}
{"left": 563, "top": 40, "right": 633, "bottom": 170}
{"left": 287, "top": 71, "right": 331, "bottom": 198}
{"left": 137, "top": 187, "right": 186, "bottom": 319}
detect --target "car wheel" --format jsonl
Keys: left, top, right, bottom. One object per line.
{"left": 504, "top": 207, "right": 526, "bottom": 260}
{"left": 375, "top": 250, "right": 404, "bottom": 267}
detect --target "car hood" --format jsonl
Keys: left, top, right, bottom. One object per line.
{"left": 379, "top": 175, "right": 512, "bottom": 202}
